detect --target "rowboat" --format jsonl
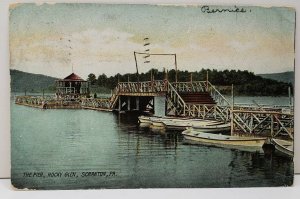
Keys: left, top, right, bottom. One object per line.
{"left": 162, "top": 119, "right": 223, "bottom": 130}
{"left": 138, "top": 115, "right": 166, "bottom": 128}
{"left": 138, "top": 115, "right": 153, "bottom": 127}
{"left": 138, "top": 115, "right": 153, "bottom": 123}
{"left": 192, "top": 123, "right": 231, "bottom": 133}
{"left": 138, "top": 115, "right": 223, "bottom": 130}
{"left": 268, "top": 138, "right": 293, "bottom": 157}
{"left": 182, "top": 128, "right": 266, "bottom": 151}
{"left": 150, "top": 117, "right": 165, "bottom": 128}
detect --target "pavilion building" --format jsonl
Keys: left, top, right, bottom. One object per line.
{"left": 55, "top": 73, "right": 89, "bottom": 99}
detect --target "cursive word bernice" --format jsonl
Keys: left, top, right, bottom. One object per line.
{"left": 201, "top": 5, "right": 249, "bottom": 14}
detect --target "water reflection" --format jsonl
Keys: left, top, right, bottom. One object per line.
{"left": 64, "top": 115, "right": 83, "bottom": 147}
{"left": 11, "top": 102, "right": 294, "bottom": 189}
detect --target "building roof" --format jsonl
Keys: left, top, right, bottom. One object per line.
{"left": 57, "top": 73, "right": 87, "bottom": 82}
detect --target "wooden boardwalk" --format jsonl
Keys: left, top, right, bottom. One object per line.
{"left": 15, "top": 79, "right": 294, "bottom": 140}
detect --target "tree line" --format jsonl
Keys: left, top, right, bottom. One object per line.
{"left": 87, "top": 68, "right": 293, "bottom": 96}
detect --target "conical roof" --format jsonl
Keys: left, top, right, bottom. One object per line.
{"left": 62, "top": 73, "right": 86, "bottom": 81}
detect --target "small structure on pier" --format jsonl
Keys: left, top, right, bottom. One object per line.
{"left": 55, "top": 73, "right": 89, "bottom": 99}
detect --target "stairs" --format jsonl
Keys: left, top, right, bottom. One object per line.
{"left": 179, "top": 92, "right": 216, "bottom": 105}
{"left": 107, "top": 81, "right": 226, "bottom": 118}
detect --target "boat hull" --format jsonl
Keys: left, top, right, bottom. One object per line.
{"left": 270, "top": 138, "right": 294, "bottom": 157}
{"left": 150, "top": 121, "right": 165, "bottom": 128}
{"left": 138, "top": 115, "right": 223, "bottom": 130}
{"left": 192, "top": 124, "right": 230, "bottom": 133}
{"left": 138, "top": 116, "right": 155, "bottom": 128}
{"left": 162, "top": 119, "right": 223, "bottom": 130}
{"left": 182, "top": 129, "right": 266, "bottom": 151}
{"left": 139, "top": 122, "right": 151, "bottom": 128}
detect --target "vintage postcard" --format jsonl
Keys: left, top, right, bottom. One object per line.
{"left": 10, "top": 4, "right": 295, "bottom": 189}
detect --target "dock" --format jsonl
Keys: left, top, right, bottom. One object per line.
{"left": 15, "top": 76, "right": 294, "bottom": 149}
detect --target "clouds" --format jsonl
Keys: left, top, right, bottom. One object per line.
{"left": 70, "top": 28, "right": 140, "bottom": 63}
{"left": 9, "top": 4, "right": 295, "bottom": 78}
{"left": 10, "top": 28, "right": 143, "bottom": 77}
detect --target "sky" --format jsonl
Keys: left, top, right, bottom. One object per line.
{"left": 9, "top": 3, "right": 295, "bottom": 79}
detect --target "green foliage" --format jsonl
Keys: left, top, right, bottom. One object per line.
{"left": 10, "top": 69, "right": 293, "bottom": 96}
{"left": 89, "top": 85, "right": 111, "bottom": 94}
{"left": 87, "top": 73, "right": 97, "bottom": 85}
{"left": 93, "top": 68, "right": 293, "bottom": 96}
{"left": 10, "top": 69, "right": 58, "bottom": 93}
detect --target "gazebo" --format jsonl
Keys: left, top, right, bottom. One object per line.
{"left": 55, "top": 73, "right": 89, "bottom": 98}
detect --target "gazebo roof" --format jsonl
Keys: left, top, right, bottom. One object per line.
{"left": 57, "top": 73, "right": 87, "bottom": 82}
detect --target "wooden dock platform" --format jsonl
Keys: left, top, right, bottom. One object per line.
{"left": 15, "top": 79, "right": 294, "bottom": 142}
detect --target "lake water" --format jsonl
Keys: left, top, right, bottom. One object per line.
{"left": 11, "top": 96, "right": 294, "bottom": 189}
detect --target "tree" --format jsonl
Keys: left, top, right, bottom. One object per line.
{"left": 97, "top": 73, "right": 107, "bottom": 87}
{"left": 87, "top": 73, "right": 97, "bottom": 85}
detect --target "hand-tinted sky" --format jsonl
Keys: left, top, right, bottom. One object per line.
{"left": 10, "top": 3, "right": 295, "bottom": 78}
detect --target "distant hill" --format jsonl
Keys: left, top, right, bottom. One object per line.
{"left": 10, "top": 69, "right": 58, "bottom": 92}
{"left": 257, "top": 71, "right": 294, "bottom": 86}
{"left": 10, "top": 69, "right": 293, "bottom": 96}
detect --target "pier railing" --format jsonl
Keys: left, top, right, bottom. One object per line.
{"left": 15, "top": 95, "right": 84, "bottom": 109}
{"left": 184, "top": 104, "right": 231, "bottom": 122}
{"left": 117, "top": 80, "right": 167, "bottom": 94}
{"left": 166, "top": 81, "right": 188, "bottom": 116}
{"left": 15, "top": 95, "right": 55, "bottom": 105}
{"left": 171, "top": 81, "right": 207, "bottom": 92}
{"left": 234, "top": 103, "right": 293, "bottom": 114}
{"left": 81, "top": 98, "right": 111, "bottom": 109}
{"left": 231, "top": 109, "right": 294, "bottom": 139}
{"left": 166, "top": 81, "right": 231, "bottom": 121}
{"left": 112, "top": 80, "right": 231, "bottom": 120}
{"left": 207, "top": 81, "right": 231, "bottom": 107}
{"left": 15, "top": 80, "right": 293, "bottom": 135}
{"left": 170, "top": 81, "right": 231, "bottom": 107}
{"left": 109, "top": 87, "right": 120, "bottom": 109}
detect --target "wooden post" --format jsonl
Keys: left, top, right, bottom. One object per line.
{"left": 118, "top": 96, "right": 122, "bottom": 111}
{"left": 230, "top": 84, "right": 234, "bottom": 136}
{"left": 250, "top": 113, "right": 253, "bottom": 134}
{"left": 231, "top": 84, "right": 234, "bottom": 108}
{"left": 165, "top": 97, "right": 167, "bottom": 116}
{"left": 134, "top": 51, "right": 139, "bottom": 75}
{"left": 128, "top": 75, "right": 130, "bottom": 82}
{"left": 270, "top": 115, "right": 274, "bottom": 137}
{"left": 206, "top": 70, "right": 209, "bottom": 91}
{"left": 288, "top": 87, "right": 292, "bottom": 107}
{"left": 152, "top": 97, "right": 155, "bottom": 114}
{"left": 190, "top": 73, "right": 193, "bottom": 83}
{"left": 150, "top": 69, "right": 153, "bottom": 92}
{"left": 166, "top": 69, "right": 168, "bottom": 81}
{"left": 136, "top": 97, "right": 139, "bottom": 110}
{"left": 134, "top": 52, "right": 140, "bottom": 83}
{"left": 127, "top": 96, "right": 130, "bottom": 111}
{"left": 175, "top": 54, "right": 178, "bottom": 83}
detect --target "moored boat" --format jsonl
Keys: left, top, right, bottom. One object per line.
{"left": 150, "top": 117, "right": 165, "bottom": 128}
{"left": 138, "top": 115, "right": 153, "bottom": 127}
{"left": 162, "top": 119, "right": 223, "bottom": 130}
{"left": 138, "top": 115, "right": 224, "bottom": 130}
{"left": 192, "top": 123, "right": 231, "bottom": 133}
{"left": 182, "top": 128, "right": 266, "bottom": 151}
{"left": 268, "top": 138, "right": 294, "bottom": 157}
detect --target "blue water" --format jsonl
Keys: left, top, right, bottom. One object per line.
{"left": 11, "top": 96, "right": 293, "bottom": 189}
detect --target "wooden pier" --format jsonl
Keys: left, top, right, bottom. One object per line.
{"left": 15, "top": 78, "right": 294, "bottom": 141}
